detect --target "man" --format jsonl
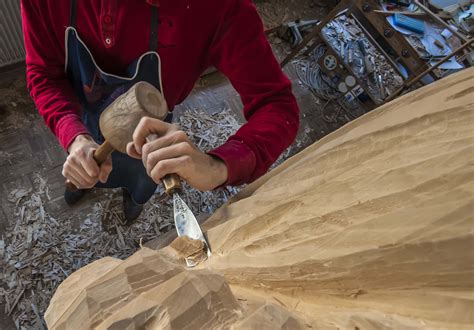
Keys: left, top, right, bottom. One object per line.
{"left": 21, "top": 0, "right": 299, "bottom": 223}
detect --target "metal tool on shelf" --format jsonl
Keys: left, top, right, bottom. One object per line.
{"left": 357, "top": 39, "right": 375, "bottom": 75}
{"left": 278, "top": 19, "right": 320, "bottom": 47}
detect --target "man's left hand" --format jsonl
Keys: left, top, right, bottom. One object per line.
{"left": 126, "top": 117, "right": 228, "bottom": 191}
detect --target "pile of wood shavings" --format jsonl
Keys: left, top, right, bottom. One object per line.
{"left": 1, "top": 175, "right": 63, "bottom": 329}
{"left": 0, "top": 151, "right": 13, "bottom": 166}
{"left": 0, "top": 108, "right": 242, "bottom": 329}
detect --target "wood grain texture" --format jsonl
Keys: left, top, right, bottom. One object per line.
{"left": 99, "top": 81, "right": 168, "bottom": 153}
{"left": 45, "top": 67, "right": 474, "bottom": 329}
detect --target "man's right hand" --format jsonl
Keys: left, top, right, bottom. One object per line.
{"left": 62, "top": 134, "right": 113, "bottom": 189}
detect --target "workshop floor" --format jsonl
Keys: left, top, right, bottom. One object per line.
{"left": 0, "top": 0, "right": 365, "bottom": 326}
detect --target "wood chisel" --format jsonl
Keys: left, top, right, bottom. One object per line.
{"left": 146, "top": 138, "right": 211, "bottom": 268}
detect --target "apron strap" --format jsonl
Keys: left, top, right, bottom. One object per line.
{"left": 149, "top": 6, "right": 159, "bottom": 52}
{"left": 70, "top": 0, "right": 77, "bottom": 28}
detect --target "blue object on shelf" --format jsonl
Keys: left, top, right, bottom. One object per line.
{"left": 393, "top": 13, "right": 425, "bottom": 34}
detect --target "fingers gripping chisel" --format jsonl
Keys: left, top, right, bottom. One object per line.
{"left": 146, "top": 138, "right": 211, "bottom": 268}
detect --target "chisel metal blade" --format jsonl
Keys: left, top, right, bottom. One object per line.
{"left": 173, "top": 193, "right": 211, "bottom": 267}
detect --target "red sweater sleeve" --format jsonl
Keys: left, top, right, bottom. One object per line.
{"left": 207, "top": 0, "right": 300, "bottom": 186}
{"left": 21, "top": 0, "right": 89, "bottom": 150}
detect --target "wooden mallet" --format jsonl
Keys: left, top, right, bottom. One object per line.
{"left": 66, "top": 81, "right": 181, "bottom": 195}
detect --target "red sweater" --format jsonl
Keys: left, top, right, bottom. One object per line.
{"left": 21, "top": 0, "right": 299, "bottom": 186}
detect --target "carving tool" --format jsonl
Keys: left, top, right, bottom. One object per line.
{"left": 147, "top": 134, "right": 212, "bottom": 267}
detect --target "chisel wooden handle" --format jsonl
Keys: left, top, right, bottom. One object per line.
{"left": 162, "top": 173, "right": 182, "bottom": 196}
{"left": 65, "top": 140, "right": 114, "bottom": 191}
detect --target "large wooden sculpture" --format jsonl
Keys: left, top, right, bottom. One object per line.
{"left": 45, "top": 68, "right": 474, "bottom": 329}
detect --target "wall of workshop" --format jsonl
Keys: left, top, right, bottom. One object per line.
{"left": 0, "top": 0, "right": 25, "bottom": 68}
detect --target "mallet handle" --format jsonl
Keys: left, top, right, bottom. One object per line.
{"left": 65, "top": 140, "right": 114, "bottom": 191}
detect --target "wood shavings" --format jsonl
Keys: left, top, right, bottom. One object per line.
{"left": 176, "top": 107, "right": 241, "bottom": 152}
{"left": 255, "top": 0, "right": 326, "bottom": 30}
{"left": 7, "top": 287, "right": 25, "bottom": 316}
{"left": 0, "top": 239, "right": 5, "bottom": 259}
{"left": 7, "top": 189, "right": 31, "bottom": 207}
{"left": 169, "top": 236, "right": 207, "bottom": 265}
{"left": 0, "top": 151, "right": 13, "bottom": 166}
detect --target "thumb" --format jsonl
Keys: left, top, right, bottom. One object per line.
{"left": 132, "top": 117, "right": 170, "bottom": 154}
{"left": 126, "top": 141, "right": 142, "bottom": 159}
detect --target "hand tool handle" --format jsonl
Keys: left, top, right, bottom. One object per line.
{"left": 145, "top": 134, "right": 183, "bottom": 196}
{"left": 93, "top": 140, "right": 114, "bottom": 165}
{"left": 162, "top": 174, "right": 182, "bottom": 195}
{"left": 65, "top": 140, "right": 114, "bottom": 191}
